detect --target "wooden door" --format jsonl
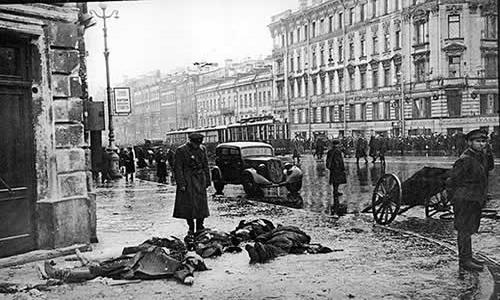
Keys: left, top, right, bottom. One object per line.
{"left": 0, "top": 35, "right": 36, "bottom": 257}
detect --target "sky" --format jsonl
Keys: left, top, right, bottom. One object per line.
{"left": 85, "top": 0, "right": 298, "bottom": 97}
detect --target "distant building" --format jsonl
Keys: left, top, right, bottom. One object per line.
{"left": 196, "top": 67, "right": 274, "bottom": 127}
{"left": 268, "top": 0, "right": 498, "bottom": 138}
{"left": 0, "top": 3, "right": 96, "bottom": 257}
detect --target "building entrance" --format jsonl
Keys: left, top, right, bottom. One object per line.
{"left": 0, "top": 34, "right": 36, "bottom": 257}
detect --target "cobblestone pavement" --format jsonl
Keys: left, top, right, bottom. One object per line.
{"left": 0, "top": 170, "right": 495, "bottom": 299}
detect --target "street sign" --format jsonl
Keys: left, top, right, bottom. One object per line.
{"left": 113, "top": 87, "right": 131, "bottom": 115}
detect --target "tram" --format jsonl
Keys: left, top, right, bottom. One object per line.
{"left": 165, "top": 116, "right": 291, "bottom": 154}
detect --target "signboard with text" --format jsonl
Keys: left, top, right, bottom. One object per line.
{"left": 113, "top": 87, "right": 131, "bottom": 115}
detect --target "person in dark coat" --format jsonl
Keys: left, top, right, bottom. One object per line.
{"left": 369, "top": 135, "right": 378, "bottom": 163}
{"left": 355, "top": 136, "right": 369, "bottom": 164}
{"left": 156, "top": 149, "right": 168, "bottom": 184}
{"left": 124, "top": 147, "right": 136, "bottom": 182}
{"left": 315, "top": 139, "right": 325, "bottom": 160}
{"left": 326, "top": 139, "right": 347, "bottom": 215}
{"left": 173, "top": 133, "right": 210, "bottom": 236}
{"left": 378, "top": 134, "right": 388, "bottom": 165}
{"left": 446, "top": 129, "right": 489, "bottom": 272}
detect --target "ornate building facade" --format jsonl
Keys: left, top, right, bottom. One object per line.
{"left": 268, "top": 0, "right": 498, "bottom": 138}
{"left": 196, "top": 68, "right": 274, "bottom": 127}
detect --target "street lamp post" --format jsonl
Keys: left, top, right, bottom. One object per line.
{"left": 91, "top": 3, "right": 121, "bottom": 178}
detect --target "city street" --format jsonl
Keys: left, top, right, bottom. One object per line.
{"left": 0, "top": 155, "right": 496, "bottom": 299}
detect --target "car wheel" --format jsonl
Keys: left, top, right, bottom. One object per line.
{"left": 213, "top": 181, "right": 224, "bottom": 195}
{"left": 242, "top": 173, "right": 262, "bottom": 197}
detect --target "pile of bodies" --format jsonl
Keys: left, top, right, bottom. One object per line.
{"left": 43, "top": 219, "right": 332, "bottom": 285}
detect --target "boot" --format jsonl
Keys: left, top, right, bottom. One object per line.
{"left": 245, "top": 244, "right": 259, "bottom": 264}
{"left": 459, "top": 259, "right": 484, "bottom": 272}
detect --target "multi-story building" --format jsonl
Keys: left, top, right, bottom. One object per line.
{"left": 196, "top": 68, "right": 274, "bottom": 127}
{"left": 269, "top": 0, "right": 498, "bottom": 139}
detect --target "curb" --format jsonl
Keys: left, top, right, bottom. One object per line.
{"left": 0, "top": 244, "right": 91, "bottom": 269}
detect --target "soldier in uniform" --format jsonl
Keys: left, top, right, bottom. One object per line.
{"left": 446, "top": 129, "right": 489, "bottom": 272}
{"left": 173, "top": 133, "right": 211, "bottom": 237}
{"left": 355, "top": 135, "right": 369, "bottom": 164}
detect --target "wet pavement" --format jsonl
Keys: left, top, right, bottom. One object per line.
{"left": 0, "top": 155, "right": 497, "bottom": 299}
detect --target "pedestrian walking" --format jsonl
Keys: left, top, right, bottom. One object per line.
{"left": 326, "top": 139, "right": 347, "bottom": 216}
{"left": 355, "top": 136, "right": 369, "bottom": 164}
{"left": 173, "top": 133, "right": 210, "bottom": 238}
{"left": 378, "top": 134, "right": 388, "bottom": 165}
{"left": 124, "top": 147, "right": 136, "bottom": 182}
{"left": 446, "top": 129, "right": 489, "bottom": 272}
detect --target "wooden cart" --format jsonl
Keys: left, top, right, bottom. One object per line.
{"left": 370, "top": 167, "right": 453, "bottom": 225}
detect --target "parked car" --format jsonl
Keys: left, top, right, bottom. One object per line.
{"left": 211, "top": 142, "right": 303, "bottom": 197}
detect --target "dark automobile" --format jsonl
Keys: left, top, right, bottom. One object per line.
{"left": 211, "top": 142, "right": 303, "bottom": 196}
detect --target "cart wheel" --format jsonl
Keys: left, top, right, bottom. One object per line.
{"left": 425, "top": 190, "right": 451, "bottom": 218}
{"left": 372, "top": 173, "right": 401, "bottom": 225}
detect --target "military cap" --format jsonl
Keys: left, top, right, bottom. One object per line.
{"left": 188, "top": 132, "right": 204, "bottom": 140}
{"left": 465, "top": 129, "right": 487, "bottom": 141}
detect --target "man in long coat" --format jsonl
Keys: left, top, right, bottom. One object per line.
{"left": 326, "top": 139, "right": 347, "bottom": 215}
{"left": 446, "top": 129, "right": 489, "bottom": 272}
{"left": 355, "top": 136, "right": 369, "bottom": 164}
{"left": 173, "top": 133, "right": 210, "bottom": 236}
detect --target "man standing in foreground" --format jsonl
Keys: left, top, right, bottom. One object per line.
{"left": 446, "top": 129, "right": 490, "bottom": 272}
{"left": 173, "top": 133, "right": 210, "bottom": 237}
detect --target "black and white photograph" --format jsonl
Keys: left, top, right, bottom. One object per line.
{"left": 0, "top": 0, "right": 499, "bottom": 299}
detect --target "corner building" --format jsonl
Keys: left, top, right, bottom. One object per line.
{"left": 269, "top": 0, "right": 498, "bottom": 138}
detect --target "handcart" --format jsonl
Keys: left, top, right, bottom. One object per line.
{"left": 370, "top": 167, "right": 452, "bottom": 225}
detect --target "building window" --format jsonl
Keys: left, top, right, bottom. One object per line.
{"left": 338, "top": 73, "right": 344, "bottom": 92}
{"left": 384, "top": 0, "right": 388, "bottom": 14}
{"left": 384, "top": 101, "right": 391, "bottom": 119}
{"left": 415, "top": 22, "right": 428, "bottom": 44}
{"left": 415, "top": 59, "right": 427, "bottom": 82}
{"left": 296, "top": 79, "right": 302, "bottom": 97}
{"left": 372, "top": 102, "right": 379, "bottom": 120}
{"left": 304, "top": 24, "right": 308, "bottom": 40}
{"left": 304, "top": 80, "right": 308, "bottom": 96}
{"left": 394, "top": 100, "right": 400, "bottom": 120}
{"left": 328, "top": 46, "right": 334, "bottom": 64}
{"left": 395, "top": 0, "right": 399, "bottom": 11}
{"left": 372, "top": 0, "right": 377, "bottom": 18}
{"left": 297, "top": 55, "right": 301, "bottom": 71}
{"left": 312, "top": 107, "right": 318, "bottom": 123}
{"left": 312, "top": 21, "right": 316, "bottom": 38}
{"left": 290, "top": 57, "right": 294, "bottom": 72}
{"left": 297, "top": 27, "right": 301, "bottom": 42}
{"left": 339, "top": 104, "right": 344, "bottom": 122}
{"left": 312, "top": 78, "right": 317, "bottom": 95}
{"left": 412, "top": 97, "right": 431, "bottom": 118}
{"left": 485, "top": 55, "right": 498, "bottom": 77}
{"left": 320, "top": 76, "right": 325, "bottom": 94}
{"left": 448, "top": 15, "right": 460, "bottom": 38}
{"left": 320, "top": 19, "right": 325, "bottom": 35}
{"left": 361, "top": 3, "right": 366, "bottom": 21}
{"left": 372, "top": 69, "right": 378, "bottom": 88}
{"left": 480, "top": 94, "right": 498, "bottom": 115}
{"left": 349, "top": 70, "right": 355, "bottom": 90}
{"left": 329, "top": 106, "right": 335, "bottom": 122}
{"left": 384, "top": 34, "right": 390, "bottom": 52}
{"left": 328, "top": 16, "right": 333, "bottom": 32}
{"left": 349, "top": 7, "right": 355, "bottom": 25}
{"left": 320, "top": 49, "right": 325, "bottom": 66}
{"left": 321, "top": 107, "right": 327, "bottom": 122}
{"left": 383, "top": 67, "right": 390, "bottom": 86}
{"left": 361, "top": 103, "right": 367, "bottom": 120}
{"left": 395, "top": 30, "right": 401, "bottom": 49}
{"left": 448, "top": 55, "right": 461, "bottom": 77}
{"left": 361, "top": 39, "right": 366, "bottom": 57}
{"left": 446, "top": 90, "right": 462, "bottom": 117}
{"left": 395, "top": 63, "right": 401, "bottom": 84}
{"left": 338, "top": 44, "right": 343, "bottom": 62}
{"left": 349, "top": 104, "right": 356, "bottom": 120}
{"left": 338, "top": 12, "right": 343, "bottom": 29}
{"left": 372, "top": 35, "right": 378, "bottom": 54}
{"left": 312, "top": 50, "right": 317, "bottom": 68}
{"left": 349, "top": 42, "right": 354, "bottom": 60}
{"left": 360, "top": 70, "right": 366, "bottom": 89}
{"left": 485, "top": 15, "right": 497, "bottom": 39}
